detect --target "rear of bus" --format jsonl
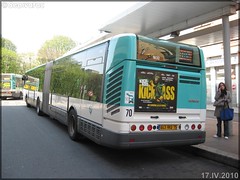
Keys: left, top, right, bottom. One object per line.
{"left": 1, "top": 73, "right": 23, "bottom": 99}
{"left": 102, "top": 34, "right": 206, "bottom": 148}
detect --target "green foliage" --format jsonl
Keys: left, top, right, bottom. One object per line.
{"left": 1, "top": 47, "right": 20, "bottom": 73}
{"left": 1, "top": 36, "right": 77, "bottom": 75}
{"left": 51, "top": 57, "right": 102, "bottom": 102}
{"left": 37, "top": 35, "right": 76, "bottom": 64}
{"left": 1, "top": 37, "right": 20, "bottom": 73}
{"left": 1, "top": 38, "right": 17, "bottom": 52}
{"left": 18, "top": 52, "right": 39, "bottom": 74}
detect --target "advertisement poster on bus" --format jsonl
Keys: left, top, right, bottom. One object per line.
{"left": 135, "top": 69, "right": 178, "bottom": 112}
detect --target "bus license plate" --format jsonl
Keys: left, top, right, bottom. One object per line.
{"left": 159, "top": 125, "right": 178, "bottom": 130}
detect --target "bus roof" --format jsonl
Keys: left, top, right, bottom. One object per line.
{"left": 25, "top": 33, "right": 201, "bottom": 73}
{"left": 1, "top": 73, "right": 22, "bottom": 76}
{"left": 25, "top": 63, "right": 46, "bottom": 73}
{"left": 56, "top": 33, "right": 137, "bottom": 61}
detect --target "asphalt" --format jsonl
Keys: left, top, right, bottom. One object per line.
{"left": 3, "top": 100, "right": 239, "bottom": 168}
{"left": 186, "top": 105, "right": 239, "bottom": 169}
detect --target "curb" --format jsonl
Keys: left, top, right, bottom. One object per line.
{"left": 185, "top": 144, "right": 239, "bottom": 169}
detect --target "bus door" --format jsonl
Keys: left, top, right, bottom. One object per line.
{"left": 23, "top": 76, "right": 39, "bottom": 103}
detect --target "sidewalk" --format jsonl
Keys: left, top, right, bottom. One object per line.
{"left": 189, "top": 107, "right": 239, "bottom": 168}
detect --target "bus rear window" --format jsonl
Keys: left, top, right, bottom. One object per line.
{"left": 137, "top": 36, "right": 201, "bottom": 67}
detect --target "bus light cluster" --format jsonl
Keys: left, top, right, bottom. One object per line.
{"left": 130, "top": 124, "right": 156, "bottom": 132}
{"left": 130, "top": 123, "right": 203, "bottom": 132}
{"left": 184, "top": 124, "right": 202, "bottom": 130}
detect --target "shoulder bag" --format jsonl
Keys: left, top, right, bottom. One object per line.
{"left": 220, "top": 102, "right": 234, "bottom": 121}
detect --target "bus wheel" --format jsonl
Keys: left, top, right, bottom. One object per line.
{"left": 68, "top": 109, "right": 78, "bottom": 141}
{"left": 25, "top": 95, "right": 31, "bottom": 107}
{"left": 36, "top": 99, "right": 43, "bottom": 116}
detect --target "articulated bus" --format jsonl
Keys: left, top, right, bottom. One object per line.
{"left": 1, "top": 73, "right": 23, "bottom": 100}
{"left": 23, "top": 33, "right": 206, "bottom": 148}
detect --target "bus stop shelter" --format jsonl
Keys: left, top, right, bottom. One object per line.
{"left": 99, "top": 1, "right": 238, "bottom": 93}
{"left": 98, "top": 1, "right": 239, "bottom": 134}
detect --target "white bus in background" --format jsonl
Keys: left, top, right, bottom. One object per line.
{"left": 1, "top": 73, "right": 23, "bottom": 100}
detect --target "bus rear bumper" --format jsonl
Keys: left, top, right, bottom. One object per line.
{"left": 100, "top": 130, "right": 206, "bottom": 149}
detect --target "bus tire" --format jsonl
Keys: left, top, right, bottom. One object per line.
{"left": 36, "top": 98, "right": 44, "bottom": 116}
{"left": 25, "top": 95, "right": 31, "bottom": 107}
{"left": 19, "top": 92, "right": 23, "bottom": 99}
{"left": 68, "top": 109, "right": 78, "bottom": 141}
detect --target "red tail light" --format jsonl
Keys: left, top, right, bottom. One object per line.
{"left": 129, "top": 138, "right": 135, "bottom": 142}
{"left": 197, "top": 124, "right": 202, "bottom": 130}
{"left": 139, "top": 125, "right": 144, "bottom": 131}
{"left": 147, "top": 125, "right": 152, "bottom": 131}
{"left": 131, "top": 125, "right": 136, "bottom": 131}
{"left": 191, "top": 124, "right": 196, "bottom": 130}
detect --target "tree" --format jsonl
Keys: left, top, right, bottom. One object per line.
{"left": 1, "top": 38, "right": 17, "bottom": 52}
{"left": 1, "top": 48, "right": 20, "bottom": 73}
{"left": 1, "top": 38, "right": 20, "bottom": 73}
{"left": 18, "top": 52, "right": 38, "bottom": 74}
{"left": 37, "top": 35, "right": 76, "bottom": 64}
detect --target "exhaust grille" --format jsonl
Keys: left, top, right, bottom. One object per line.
{"left": 106, "top": 66, "right": 123, "bottom": 115}
{"left": 179, "top": 75, "right": 200, "bottom": 85}
{"left": 79, "top": 119, "right": 101, "bottom": 140}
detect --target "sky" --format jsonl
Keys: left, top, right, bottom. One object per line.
{"left": 2, "top": 1, "right": 139, "bottom": 54}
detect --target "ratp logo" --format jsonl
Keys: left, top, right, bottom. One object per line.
{"left": 125, "top": 91, "right": 134, "bottom": 104}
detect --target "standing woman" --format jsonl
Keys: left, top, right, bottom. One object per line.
{"left": 213, "top": 82, "right": 231, "bottom": 139}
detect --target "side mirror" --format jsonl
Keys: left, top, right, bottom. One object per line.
{"left": 22, "top": 75, "right": 28, "bottom": 81}
{"left": 22, "top": 75, "right": 28, "bottom": 85}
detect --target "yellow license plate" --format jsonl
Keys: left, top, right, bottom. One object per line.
{"left": 159, "top": 125, "right": 178, "bottom": 130}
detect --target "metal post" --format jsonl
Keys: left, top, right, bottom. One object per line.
{"left": 210, "top": 67, "right": 216, "bottom": 103}
{"left": 235, "top": 64, "right": 239, "bottom": 107}
{"left": 222, "top": 15, "right": 232, "bottom": 136}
